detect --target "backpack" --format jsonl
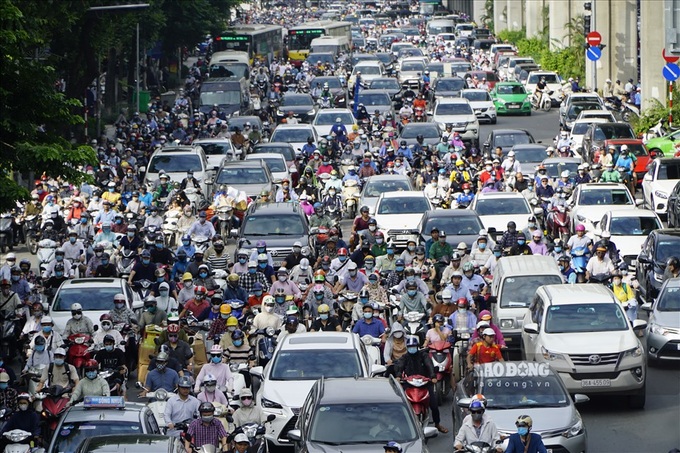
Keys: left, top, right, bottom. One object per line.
{"left": 48, "top": 362, "right": 75, "bottom": 388}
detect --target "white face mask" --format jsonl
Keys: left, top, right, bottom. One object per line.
{"left": 264, "top": 306, "right": 274, "bottom": 313}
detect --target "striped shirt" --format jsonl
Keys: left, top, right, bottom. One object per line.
{"left": 206, "top": 251, "right": 230, "bottom": 272}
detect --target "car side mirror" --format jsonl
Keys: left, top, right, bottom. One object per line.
{"left": 643, "top": 173, "right": 653, "bottom": 182}
{"left": 523, "top": 323, "right": 539, "bottom": 334}
{"left": 640, "top": 303, "right": 653, "bottom": 312}
{"left": 637, "top": 254, "right": 650, "bottom": 264}
{"left": 573, "top": 394, "right": 589, "bottom": 404}
{"left": 287, "top": 429, "right": 302, "bottom": 442}
{"left": 267, "top": 414, "right": 276, "bottom": 422}
{"left": 423, "top": 426, "right": 439, "bottom": 438}
{"left": 250, "top": 366, "right": 264, "bottom": 378}
{"left": 370, "top": 364, "right": 387, "bottom": 376}
{"left": 632, "top": 319, "right": 647, "bottom": 331}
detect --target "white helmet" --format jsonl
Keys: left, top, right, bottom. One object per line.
{"left": 507, "top": 151, "right": 515, "bottom": 157}
{"left": 561, "top": 170, "right": 570, "bottom": 178}
{"left": 71, "top": 303, "right": 82, "bottom": 311}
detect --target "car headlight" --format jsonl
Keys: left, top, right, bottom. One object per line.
{"left": 261, "top": 397, "right": 283, "bottom": 409}
{"left": 563, "top": 417, "right": 584, "bottom": 438}
{"left": 307, "top": 109, "right": 315, "bottom": 115}
{"left": 541, "top": 346, "right": 566, "bottom": 361}
{"left": 622, "top": 345, "right": 643, "bottom": 358}
{"left": 650, "top": 323, "right": 668, "bottom": 336}
{"left": 500, "top": 319, "right": 514, "bottom": 329}
{"left": 654, "top": 190, "right": 668, "bottom": 199}
{"left": 497, "top": 98, "right": 506, "bottom": 104}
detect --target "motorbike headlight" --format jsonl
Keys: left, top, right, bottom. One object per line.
{"left": 307, "top": 109, "right": 315, "bottom": 115}
{"left": 500, "top": 318, "right": 514, "bottom": 329}
{"left": 541, "top": 346, "right": 566, "bottom": 361}
{"left": 653, "top": 271, "right": 664, "bottom": 283}
{"left": 261, "top": 397, "right": 283, "bottom": 409}
{"left": 654, "top": 190, "right": 668, "bottom": 199}
{"left": 650, "top": 323, "right": 668, "bottom": 336}
{"left": 563, "top": 417, "right": 584, "bottom": 438}
{"left": 622, "top": 345, "right": 643, "bottom": 358}
{"left": 576, "top": 214, "right": 586, "bottom": 222}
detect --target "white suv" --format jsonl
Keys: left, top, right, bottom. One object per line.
{"left": 250, "top": 332, "right": 385, "bottom": 449}
{"left": 521, "top": 284, "right": 647, "bottom": 408}
{"left": 431, "top": 97, "right": 479, "bottom": 147}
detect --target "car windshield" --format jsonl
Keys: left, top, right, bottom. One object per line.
{"left": 307, "top": 54, "right": 334, "bottom": 65}
{"left": 356, "top": 65, "right": 381, "bottom": 75}
{"left": 511, "top": 148, "right": 546, "bottom": 163}
{"left": 593, "top": 124, "right": 635, "bottom": 140}
{"left": 496, "top": 84, "right": 525, "bottom": 95}
{"left": 243, "top": 214, "right": 304, "bottom": 236}
{"left": 198, "top": 142, "right": 232, "bottom": 156}
{"left": 401, "top": 61, "right": 425, "bottom": 72}
{"left": 462, "top": 91, "right": 491, "bottom": 102}
{"left": 658, "top": 162, "right": 680, "bottom": 180}
{"left": 543, "top": 162, "right": 580, "bottom": 178}
{"left": 422, "top": 216, "right": 483, "bottom": 236}
{"left": 358, "top": 92, "right": 391, "bottom": 106}
{"left": 252, "top": 145, "right": 294, "bottom": 161}
{"left": 148, "top": 154, "right": 202, "bottom": 173}
{"left": 567, "top": 103, "right": 601, "bottom": 119}
{"left": 400, "top": 125, "right": 440, "bottom": 139}
{"left": 377, "top": 197, "right": 429, "bottom": 214}
{"left": 252, "top": 157, "right": 286, "bottom": 173}
{"left": 545, "top": 303, "right": 629, "bottom": 333}
{"left": 435, "top": 103, "right": 473, "bottom": 115}
{"left": 427, "top": 63, "right": 445, "bottom": 74}
{"left": 315, "top": 112, "right": 354, "bottom": 126}
{"left": 578, "top": 189, "right": 633, "bottom": 206}
{"left": 398, "top": 48, "right": 424, "bottom": 58}
{"left": 436, "top": 79, "right": 465, "bottom": 91}
{"left": 451, "top": 63, "right": 471, "bottom": 73}
{"left": 52, "top": 421, "right": 142, "bottom": 453}
{"left": 571, "top": 123, "right": 592, "bottom": 134}
{"left": 375, "top": 54, "right": 393, "bottom": 65}
{"left": 527, "top": 73, "right": 560, "bottom": 84}
{"left": 363, "top": 179, "right": 411, "bottom": 197}
{"left": 216, "top": 167, "right": 268, "bottom": 185}
{"left": 270, "top": 349, "right": 361, "bottom": 379}
{"left": 500, "top": 275, "right": 562, "bottom": 308}
{"left": 229, "top": 118, "right": 261, "bottom": 131}
{"left": 54, "top": 287, "right": 123, "bottom": 311}
{"left": 493, "top": 133, "right": 532, "bottom": 148}
{"left": 209, "top": 62, "right": 248, "bottom": 79}
{"left": 657, "top": 239, "right": 680, "bottom": 262}
{"left": 309, "top": 403, "right": 418, "bottom": 444}
{"left": 370, "top": 79, "right": 400, "bottom": 90}
{"left": 199, "top": 90, "right": 240, "bottom": 106}
{"left": 271, "top": 128, "right": 314, "bottom": 143}
{"left": 316, "top": 78, "right": 342, "bottom": 89}
{"left": 474, "top": 197, "right": 530, "bottom": 216}
{"left": 480, "top": 374, "right": 570, "bottom": 409}
{"left": 282, "top": 96, "right": 312, "bottom": 107}
{"left": 609, "top": 216, "right": 661, "bottom": 236}
{"left": 658, "top": 286, "right": 680, "bottom": 311}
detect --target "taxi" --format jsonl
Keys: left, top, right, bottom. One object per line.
{"left": 47, "top": 396, "right": 162, "bottom": 453}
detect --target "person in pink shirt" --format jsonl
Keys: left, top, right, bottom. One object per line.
{"left": 424, "top": 314, "right": 452, "bottom": 346}
{"left": 471, "top": 310, "right": 507, "bottom": 348}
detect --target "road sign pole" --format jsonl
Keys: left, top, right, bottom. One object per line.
{"left": 670, "top": 82, "right": 673, "bottom": 127}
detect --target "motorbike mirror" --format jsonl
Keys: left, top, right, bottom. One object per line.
{"left": 267, "top": 414, "right": 276, "bottom": 422}
{"left": 135, "top": 381, "right": 143, "bottom": 389}
{"left": 93, "top": 324, "right": 99, "bottom": 332}
{"left": 230, "top": 228, "right": 239, "bottom": 237}
{"left": 188, "top": 337, "right": 194, "bottom": 345}
{"left": 226, "top": 415, "right": 234, "bottom": 423}
{"left": 456, "top": 397, "right": 472, "bottom": 408}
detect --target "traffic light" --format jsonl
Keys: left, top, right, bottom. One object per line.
{"left": 584, "top": 15, "right": 591, "bottom": 34}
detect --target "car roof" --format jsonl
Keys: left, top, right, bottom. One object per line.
{"left": 605, "top": 208, "right": 658, "bottom": 218}
{"left": 511, "top": 144, "right": 547, "bottom": 151}
{"left": 247, "top": 201, "right": 303, "bottom": 215}
{"left": 580, "top": 109, "right": 612, "bottom": 115}
{"left": 577, "top": 182, "right": 628, "bottom": 190}
{"left": 378, "top": 190, "right": 427, "bottom": 199}
{"left": 436, "top": 97, "right": 470, "bottom": 104}
{"left": 154, "top": 146, "right": 199, "bottom": 154}
{"left": 491, "top": 128, "right": 531, "bottom": 135}
{"left": 539, "top": 284, "right": 616, "bottom": 305}
{"left": 318, "top": 378, "right": 404, "bottom": 404}
{"left": 653, "top": 228, "right": 680, "bottom": 238}
{"left": 272, "top": 123, "right": 314, "bottom": 130}
{"left": 422, "top": 209, "right": 480, "bottom": 219}
{"left": 58, "top": 278, "right": 126, "bottom": 290}
{"left": 604, "top": 138, "right": 643, "bottom": 144}
{"left": 475, "top": 191, "right": 526, "bottom": 200}
{"left": 656, "top": 157, "right": 680, "bottom": 163}
{"left": 63, "top": 402, "right": 148, "bottom": 423}
{"left": 462, "top": 88, "right": 490, "bottom": 94}
{"left": 662, "top": 277, "right": 680, "bottom": 290}
{"left": 282, "top": 93, "right": 313, "bottom": 100}
{"left": 219, "top": 159, "right": 267, "bottom": 169}
{"left": 542, "top": 157, "right": 583, "bottom": 165}
{"left": 254, "top": 142, "right": 294, "bottom": 149}
{"left": 245, "top": 153, "right": 286, "bottom": 161}
{"left": 279, "top": 331, "right": 358, "bottom": 350}
{"left": 496, "top": 81, "right": 523, "bottom": 86}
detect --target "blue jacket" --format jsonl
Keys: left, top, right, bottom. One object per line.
{"left": 505, "top": 433, "right": 548, "bottom": 453}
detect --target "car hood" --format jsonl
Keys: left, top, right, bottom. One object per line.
{"left": 305, "top": 440, "right": 422, "bottom": 453}
{"left": 228, "top": 182, "right": 271, "bottom": 198}
{"left": 376, "top": 213, "right": 425, "bottom": 230}
{"left": 519, "top": 162, "right": 541, "bottom": 176}
{"left": 262, "top": 380, "right": 315, "bottom": 409}
{"left": 652, "top": 310, "right": 680, "bottom": 328}
{"left": 650, "top": 179, "right": 677, "bottom": 194}
{"left": 489, "top": 406, "right": 576, "bottom": 435}
{"left": 611, "top": 235, "right": 646, "bottom": 259}
{"left": 432, "top": 114, "right": 477, "bottom": 124}
{"left": 496, "top": 94, "right": 528, "bottom": 102}
{"left": 468, "top": 100, "right": 494, "bottom": 110}
{"left": 544, "top": 331, "right": 638, "bottom": 354}
{"left": 573, "top": 205, "right": 636, "bottom": 224}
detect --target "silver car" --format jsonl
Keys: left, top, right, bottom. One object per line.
{"left": 359, "top": 174, "right": 414, "bottom": 215}
{"left": 642, "top": 277, "right": 680, "bottom": 364}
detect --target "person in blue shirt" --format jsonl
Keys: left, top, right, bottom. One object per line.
{"left": 352, "top": 303, "right": 385, "bottom": 338}
{"left": 143, "top": 351, "right": 180, "bottom": 393}
{"left": 396, "top": 141, "right": 413, "bottom": 162}
{"left": 614, "top": 147, "right": 634, "bottom": 174}
{"left": 330, "top": 118, "right": 348, "bottom": 144}
{"left": 171, "top": 250, "right": 190, "bottom": 280}
{"left": 176, "top": 235, "right": 196, "bottom": 259}
{"left": 301, "top": 137, "right": 317, "bottom": 158}
{"left": 504, "top": 415, "right": 548, "bottom": 453}
{"left": 138, "top": 186, "right": 153, "bottom": 208}
{"left": 558, "top": 255, "right": 577, "bottom": 284}
{"left": 342, "top": 166, "right": 361, "bottom": 184}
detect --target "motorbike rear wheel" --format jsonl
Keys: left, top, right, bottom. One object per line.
{"left": 542, "top": 99, "right": 552, "bottom": 112}
{"left": 27, "top": 233, "right": 38, "bottom": 255}
{"left": 436, "top": 379, "right": 447, "bottom": 404}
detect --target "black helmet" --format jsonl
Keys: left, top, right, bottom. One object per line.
{"left": 400, "top": 140, "right": 407, "bottom": 146}
{"left": 406, "top": 336, "right": 419, "bottom": 347}
{"left": 103, "top": 334, "right": 115, "bottom": 344}
{"left": 507, "top": 221, "right": 516, "bottom": 230}
{"left": 199, "top": 402, "right": 215, "bottom": 413}
{"left": 416, "top": 134, "right": 424, "bottom": 141}
{"left": 433, "top": 314, "right": 445, "bottom": 324}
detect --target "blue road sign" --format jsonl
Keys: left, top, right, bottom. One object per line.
{"left": 663, "top": 63, "right": 680, "bottom": 82}
{"left": 586, "top": 46, "right": 602, "bottom": 61}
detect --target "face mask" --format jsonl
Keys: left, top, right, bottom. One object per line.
{"left": 486, "top": 166, "right": 492, "bottom": 171}
{"left": 517, "top": 240, "right": 525, "bottom": 246}
{"left": 349, "top": 270, "right": 357, "bottom": 277}
{"left": 199, "top": 272, "right": 208, "bottom": 278}
{"left": 517, "top": 427, "right": 529, "bottom": 436}
{"left": 406, "top": 276, "right": 415, "bottom": 283}
{"left": 142, "top": 258, "right": 150, "bottom": 265}
{"left": 257, "top": 247, "right": 265, "bottom": 254}
{"left": 395, "top": 266, "right": 404, "bottom": 272}
{"left": 74, "top": 313, "right": 82, "bottom": 320}
{"left": 554, "top": 246, "right": 562, "bottom": 253}
{"left": 182, "top": 240, "right": 190, "bottom": 246}
{"left": 104, "top": 344, "right": 115, "bottom": 352}
{"left": 81, "top": 218, "right": 88, "bottom": 224}
{"left": 264, "top": 306, "right": 274, "bottom": 313}
{"left": 42, "top": 325, "right": 53, "bottom": 333}
{"left": 613, "top": 278, "right": 622, "bottom": 286}
{"left": 258, "top": 262, "right": 267, "bottom": 269}
{"left": 278, "top": 275, "right": 287, "bottom": 282}
{"left": 56, "top": 255, "right": 63, "bottom": 262}
{"left": 376, "top": 238, "right": 384, "bottom": 244}
{"left": 206, "top": 384, "right": 216, "bottom": 392}
{"left": 363, "top": 312, "right": 373, "bottom": 319}
{"left": 211, "top": 356, "right": 221, "bottom": 364}
{"left": 369, "top": 225, "right": 376, "bottom": 231}
{"left": 407, "top": 245, "right": 415, "bottom": 252}
{"left": 0, "top": 383, "right": 7, "bottom": 390}
{"left": 201, "top": 415, "right": 214, "bottom": 423}
{"left": 494, "top": 251, "right": 502, "bottom": 258}
{"left": 155, "top": 243, "right": 163, "bottom": 249}
{"left": 365, "top": 261, "right": 375, "bottom": 269}
{"left": 407, "top": 347, "right": 418, "bottom": 354}
{"left": 54, "top": 358, "right": 65, "bottom": 366}
{"left": 11, "top": 275, "right": 19, "bottom": 282}
{"left": 147, "top": 306, "right": 156, "bottom": 313}
{"left": 241, "top": 397, "right": 253, "bottom": 407}
{"left": 95, "top": 251, "right": 103, "bottom": 257}
{"left": 407, "top": 290, "right": 417, "bottom": 297}
{"left": 319, "top": 313, "right": 329, "bottom": 320}
{"left": 322, "top": 264, "right": 330, "bottom": 271}
{"left": 156, "top": 363, "right": 166, "bottom": 371}
{"left": 238, "top": 257, "right": 247, "bottom": 264}
{"left": 275, "top": 297, "right": 285, "bottom": 304}
{"left": 472, "top": 413, "right": 483, "bottom": 422}
{"left": 34, "top": 344, "right": 45, "bottom": 352}
{"left": 528, "top": 222, "right": 536, "bottom": 229}
{"left": 128, "top": 232, "right": 135, "bottom": 238}
{"left": 69, "top": 237, "right": 77, "bottom": 244}
{"left": 458, "top": 308, "right": 467, "bottom": 314}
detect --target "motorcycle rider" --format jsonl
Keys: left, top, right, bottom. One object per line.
{"left": 353, "top": 302, "right": 386, "bottom": 339}
{"left": 0, "top": 392, "right": 41, "bottom": 443}
{"left": 454, "top": 399, "right": 502, "bottom": 451}
{"left": 252, "top": 296, "right": 282, "bottom": 330}
{"left": 164, "top": 376, "right": 201, "bottom": 433}
{"left": 504, "top": 415, "right": 548, "bottom": 453}
{"left": 509, "top": 232, "right": 533, "bottom": 256}
{"left": 37, "top": 347, "right": 79, "bottom": 393}
{"left": 467, "top": 328, "right": 504, "bottom": 370}
{"left": 194, "top": 344, "right": 233, "bottom": 393}
{"left": 398, "top": 281, "right": 431, "bottom": 321}
{"left": 63, "top": 303, "right": 95, "bottom": 337}
{"left": 567, "top": 224, "right": 593, "bottom": 254}
{"left": 142, "top": 351, "right": 179, "bottom": 395}
{"left": 585, "top": 245, "right": 615, "bottom": 281}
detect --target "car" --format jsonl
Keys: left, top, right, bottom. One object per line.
{"left": 668, "top": 181, "right": 680, "bottom": 227}
{"left": 417, "top": 209, "right": 485, "bottom": 250}
{"left": 142, "top": 146, "right": 212, "bottom": 195}
{"left": 275, "top": 93, "right": 317, "bottom": 124}
{"left": 482, "top": 129, "right": 536, "bottom": 156}
{"left": 645, "top": 128, "right": 680, "bottom": 157}
{"left": 642, "top": 277, "right": 680, "bottom": 364}
{"left": 311, "top": 108, "right": 356, "bottom": 138}
{"left": 309, "top": 76, "right": 347, "bottom": 108}
{"left": 359, "top": 174, "right": 414, "bottom": 215}
{"left": 227, "top": 115, "right": 264, "bottom": 134}
{"left": 374, "top": 191, "right": 433, "bottom": 248}
{"left": 351, "top": 53, "right": 380, "bottom": 66}
{"left": 368, "top": 77, "right": 403, "bottom": 106}
{"left": 427, "top": 77, "right": 467, "bottom": 103}
{"left": 490, "top": 81, "right": 531, "bottom": 116}
{"left": 375, "top": 52, "right": 397, "bottom": 75}
{"left": 355, "top": 89, "right": 394, "bottom": 117}
{"left": 568, "top": 183, "right": 637, "bottom": 232}
{"left": 636, "top": 229, "right": 680, "bottom": 303}
{"left": 348, "top": 61, "right": 386, "bottom": 92}
{"left": 397, "top": 56, "right": 428, "bottom": 87}
{"left": 398, "top": 122, "right": 441, "bottom": 148}
{"left": 503, "top": 57, "right": 536, "bottom": 80}
{"left": 213, "top": 159, "right": 274, "bottom": 199}
{"left": 507, "top": 144, "right": 548, "bottom": 180}
{"left": 305, "top": 52, "right": 336, "bottom": 68}
{"left": 581, "top": 122, "right": 636, "bottom": 163}
{"left": 522, "top": 284, "right": 647, "bottom": 408}
{"left": 541, "top": 157, "right": 583, "bottom": 182}
{"left": 524, "top": 71, "right": 564, "bottom": 105}
{"left": 460, "top": 88, "right": 497, "bottom": 124}
{"left": 288, "top": 377, "right": 437, "bottom": 453}
{"left": 49, "top": 278, "right": 142, "bottom": 334}
{"left": 559, "top": 92, "right": 606, "bottom": 130}
{"left": 453, "top": 362, "right": 587, "bottom": 453}
{"left": 449, "top": 60, "right": 473, "bottom": 78}
{"left": 390, "top": 41, "right": 415, "bottom": 56}
{"left": 470, "top": 192, "right": 540, "bottom": 235}
{"left": 251, "top": 142, "right": 298, "bottom": 183}
{"left": 560, "top": 101, "right": 603, "bottom": 132}
{"left": 47, "top": 396, "right": 162, "bottom": 453}
{"left": 250, "top": 332, "right": 386, "bottom": 449}
{"left": 642, "top": 157, "right": 680, "bottom": 215}
{"left": 235, "top": 202, "right": 311, "bottom": 268}
{"left": 193, "top": 138, "right": 236, "bottom": 170}
{"left": 576, "top": 108, "right": 617, "bottom": 122}
{"left": 269, "top": 123, "right": 319, "bottom": 154}
{"left": 593, "top": 209, "right": 663, "bottom": 269}
{"left": 569, "top": 118, "right": 608, "bottom": 153}
{"left": 245, "top": 153, "right": 291, "bottom": 183}
{"left": 602, "top": 139, "right": 653, "bottom": 184}
{"left": 396, "top": 46, "right": 425, "bottom": 60}
{"left": 430, "top": 97, "right": 479, "bottom": 147}
{"left": 74, "top": 434, "right": 184, "bottom": 453}
{"left": 514, "top": 63, "right": 542, "bottom": 84}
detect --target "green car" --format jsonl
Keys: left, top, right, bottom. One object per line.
{"left": 490, "top": 81, "right": 532, "bottom": 116}
{"left": 645, "top": 129, "right": 680, "bottom": 156}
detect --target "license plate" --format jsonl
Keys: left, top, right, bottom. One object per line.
{"left": 396, "top": 235, "right": 411, "bottom": 241}
{"left": 581, "top": 379, "right": 611, "bottom": 387}
{"left": 508, "top": 105, "right": 520, "bottom": 109}
{"left": 547, "top": 449, "right": 553, "bottom": 453}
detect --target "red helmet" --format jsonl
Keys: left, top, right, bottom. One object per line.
{"left": 167, "top": 323, "right": 180, "bottom": 334}
{"left": 338, "top": 248, "right": 348, "bottom": 256}
{"left": 100, "top": 313, "right": 112, "bottom": 322}
{"left": 194, "top": 285, "right": 207, "bottom": 295}
{"left": 375, "top": 231, "right": 384, "bottom": 238}
{"left": 84, "top": 359, "right": 99, "bottom": 370}
{"left": 457, "top": 298, "right": 469, "bottom": 309}
{"left": 461, "top": 183, "right": 471, "bottom": 190}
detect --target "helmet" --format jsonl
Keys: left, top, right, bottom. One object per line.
{"left": 482, "top": 327, "right": 496, "bottom": 337}
{"left": 71, "top": 303, "right": 82, "bottom": 311}
{"left": 226, "top": 317, "right": 239, "bottom": 327}
{"left": 601, "top": 230, "right": 611, "bottom": 239}
{"left": 462, "top": 262, "right": 474, "bottom": 273}
{"left": 476, "top": 320, "right": 490, "bottom": 331}
{"left": 210, "top": 344, "right": 223, "bottom": 355}
{"left": 516, "top": 415, "right": 533, "bottom": 428}
{"left": 575, "top": 224, "right": 586, "bottom": 232}
{"left": 318, "top": 303, "right": 330, "bottom": 314}
{"left": 178, "top": 376, "right": 192, "bottom": 388}
{"left": 405, "top": 336, "right": 419, "bottom": 347}
{"left": 433, "top": 314, "right": 445, "bottom": 324}
{"left": 338, "top": 248, "right": 348, "bottom": 256}
{"left": 469, "top": 399, "right": 485, "bottom": 411}
{"left": 285, "top": 315, "right": 299, "bottom": 327}
{"left": 227, "top": 273, "right": 239, "bottom": 282}
{"left": 457, "top": 297, "right": 469, "bottom": 309}
{"left": 17, "top": 392, "right": 31, "bottom": 403}
{"left": 203, "top": 373, "right": 217, "bottom": 386}
{"left": 231, "top": 329, "right": 245, "bottom": 340}
{"left": 156, "top": 352, "right": 170, "bottom": 362}
{"left": 103, "top": 334, "right": 115, "bottom": 344}
{"left": 100, "top": 313, "right": 112, "bottom": 322}
{"left": 507, "top": 221, "right": 516, "bottom": 229}
{"left": 84, "top": 359, "right": 98, "bottom": 371}
{"left": 220, "top": 304, "right": 231, "bottom": 315}
{"left": 199, "top": 402, "right": 215, "bottom": 414}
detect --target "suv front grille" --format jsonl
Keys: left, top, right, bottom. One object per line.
{"left": 569, "top": 372, "right": 620, "bottom": 380}
{"left": 269, "top": 248, "right": 292, "bottom": 259}
{"left": 569, "top": 352, "right": 620, "bottom": 366}
{"left": 658, "top": 341, "right": 680, "bottom": 358}
{"left": 278, "top": 415, "right": 298, "bottom": 442}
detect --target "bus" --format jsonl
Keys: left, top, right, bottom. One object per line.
{"left": 212, "top": 24, "right": 283, "bottom": 65}
{"left": 287, "top": 20, "right": 352, "bottom": 66}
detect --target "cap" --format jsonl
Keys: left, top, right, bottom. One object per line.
{"left": 234, "top": 434, "right": 251, "bottom": 445}
{"left": 54, "top": 347, "right": 67, "bottom": 356}
{"left": 482, "top": 328, "right": 496, "bottom": 336}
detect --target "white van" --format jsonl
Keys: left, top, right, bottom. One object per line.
{"left": 489, "top": 255, "right": 563, "bottom": 352}
{"left": 209, "top": 50, "right": 251, "bottom": 80}
{"left": 426, "top": 19, "right": 455, "bottom": 37}
{"left": 310, "top": 36, "right": 351, "bottom": 58}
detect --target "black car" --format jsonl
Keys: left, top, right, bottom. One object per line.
{"left": 559, "top": 101, "right": 602, "bottom": 131}
{"left": 483, "top": 129, "right": 537, "bottom": 156}
{"left": 418, "top": 210, "right": 486, "bottom": 251}
{"left": 668, "top": 181, "right": 680, "bottom": 228}
{"left": 636, "top": 229, "right": 680, "bottom": 303}
{"left": 428, "top": 77, "right": 467, "bottom": 104}
{"left": 276, "top": 93, "right": 317, "bottom": 124}
{"left": 368, "top": 77, "right": 403, "bottom": 107}
{"left": 581, "top": 122, "right": 636, "bottom": 163}
{"left": 376, "top": 52, "right": 397, "bottom": 75}
{"left": 310, "top": 76, "right": 347, "bottom": 108}
{"left": 399, "top": 122, "right": 441, "bottom": 148}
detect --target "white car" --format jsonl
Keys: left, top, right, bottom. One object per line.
{"left": 397, "top": 56, "right": 428, "bottom": 86}
{"left": 460, "top": 89, "right": 497, "bottom": 124}
{"left": 251, "top": 332, "right": 385, "bottom": 448}
{"left": 348, "top": 61, "right": 386, "bottom": 92}
{"left": 193, "top": 138, "right": 237, "bottom": 170}
{"left": 374, "top": 191, "right": 432, "bottom": 248}
{"left": 569, "top": 118, "right": 607, "bottom": 153}
{"left": 269, "top": 124, "right": 318, "bottom": 155}
{"left": 593, "top": 209, "right": 663, "bottom": 270}
{"left": 311, "top": 108, "right": 356, "bottom": 138}
{"left": 431, "top": 97, "right": 479, "bottom": 145}
{"left": 245, "top": 153, "right": 290, "bottom": 183}
{"left": 524, "top": 71, "right": 564, "bottom": 104}
{"left": 642, "top": 157, "right": 680, "bottom": 215}
{"left": 569, "top": 183, "right": 637, "bottom": 232}
{"left": 470, "top": 192, "right": 540, "bottom": 235}
{"left": 576, "top": 109, "right": 617, "bottom": 123}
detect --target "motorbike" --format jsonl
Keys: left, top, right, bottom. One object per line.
{"left": 143, "top": 225, "right": 162, "bottom": 249}
{"left": 2, "top": 429, "right": 40, "bottom": 453}
{"left": 360, "top": 335, "right": 382, "bottom": 366}
{"left": 604, "top": 96, "right": 640, "bottom": 122}
{"left": 0, "top": 213, "right": 15, "bottom": 253}
{"left": 451, "top": 328, "right": 472, "bottom": 384}
{"left": 23, "top": 215, "right": 40, "bottom": 255}
{"left": 0, "top": 311, "right": 18, "bottom": 360}
{"left": 531, "top": 90, "right": 553, "bottom": 111}
{"left": 36, "top": 385, "right": 70, "bottom": 440}
{"left": 216, "top": 206, "right": 235, "bottom": 239}
{"left": 402, "top": 311, "right": 427, "bottom": 344}
{"left": 571, "top": 246, "right": 589, "bottom": 283}
{"left": 318, "top": 96, "right": 332, "bottom": 109}
{"left": 23, "top": 364, "right": 46, "bottom": 397}
{"left": 116, "top": 249, "right": 136, "bottom": 280}
{"left": 162, "top": 212, "right": 179, "bottom": 248}
{"left": 402, "top": 374, "right": 431, "bottom": 428}
{"left": 192, "top": 234, "right": 210, "bottom": 254}
{"left": 428, "top": 340, "right": 452, "bottom": 402}
{"left": 37, "top": 238, "right": 58, "bottom": 273}
{"left": 458, "top": 441, "right": 505, "bottom": 453}
{"left": 231, "top": 416, "right": 276, "bottom": 453}
{"left": 66, "top": 333, "right": 92, "bottom": 376}
{"left": 115, "top": 321, "right": 138, "bottom": 367}
{"left": 253, "top": 326, "right": 277, "bottom": 367}
{"left": 546, "top": 205, "right": 570, "bottom": 243}
{"left": 136, "top": 382, "right": 170, "bottom": 427}
{"left": 335, "top": 292, "right": 357, "bottom": 331}
{"left": 414, "top": 106, "right": 426, "bottom": 122}
{"left": 341, "top": 179, "right": 360, "bottom": 219}
{"left": 134, "top": 279, "right": 153, "bottom": 300}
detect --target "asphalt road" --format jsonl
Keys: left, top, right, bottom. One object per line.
{"left": 10, "top": 108, "right": 680, "bottom": 453}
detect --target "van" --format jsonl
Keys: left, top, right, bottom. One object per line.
{"left": 426, "top": 19, "right": 455, "bottom": 36}
{"left": 310, "top": 36, "right": 351, "bottom": 58}
{"left": 489, "top": 255, "right": 563, "bottom": 352}
{"left": 197, "top": 77, "right": 252, "bottom": 116}
{"left": 208, "top": 50, "right": 250, "bottom": 80}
